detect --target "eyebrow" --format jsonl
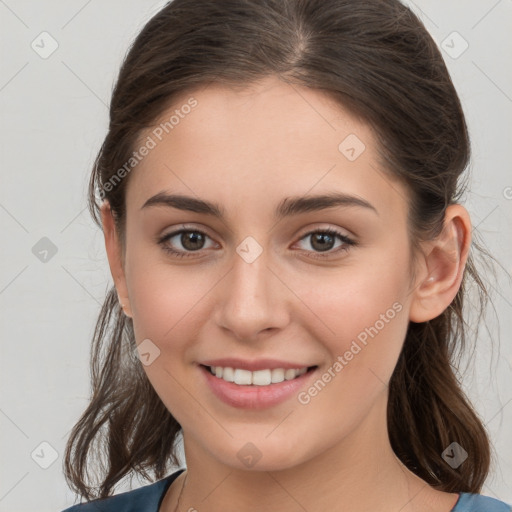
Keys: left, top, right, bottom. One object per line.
{"left": 141, "top": 191, "right": 378, "bottom": 219}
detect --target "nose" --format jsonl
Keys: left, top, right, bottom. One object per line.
{"left": 213, "top": 245, "right": 290, "bottom": 342}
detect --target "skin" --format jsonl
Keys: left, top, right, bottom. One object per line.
{"left": 101, "top": 76, "right": 471, "bottom": 512}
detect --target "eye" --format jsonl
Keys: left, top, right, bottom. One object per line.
{"left": 294, "top": 228, "right": 357, "bottom": 258}
{"left": 157, "top": 226, "right": 357, "bottom": 260}
{"left": 157, "top": 228, "right": 217, "bottom": 258}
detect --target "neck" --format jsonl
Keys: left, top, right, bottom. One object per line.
{"left": 163, "top": 398, "right": 453, "bottom": 512}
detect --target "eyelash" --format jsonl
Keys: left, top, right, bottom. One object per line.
{"left": 157, "top": 227, "right": 357, "bottom": 260}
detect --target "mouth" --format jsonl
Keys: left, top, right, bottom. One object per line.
{"left": 196, "top": 354, "right": 322, "bottom": 409}
{"left": 198, "top": 362, "right": 319, "bottom": 409}
{"left": 200, "top": 364, "right": 318, "bottom": 386}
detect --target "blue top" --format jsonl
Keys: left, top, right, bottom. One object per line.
{"left": 61, "top": 468, "right": 511, "bottom": 512}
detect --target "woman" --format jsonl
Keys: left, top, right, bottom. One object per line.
{"left": 61, "top": 0, "right": 511, "bottom": 510}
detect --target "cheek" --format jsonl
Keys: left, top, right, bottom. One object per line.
{"left": 126, "top": 235, "right": 412, "bottom": 355}
{"left": 298, "top": 252, "right": 408, "bottom": 327}
{"left": 123, "top": 252, "right": 213, "bottom": 421}
{"left": 123, "top": 230, "right": 218, "bottom": 341}
{"left": 289, "top": 259, "right": 410, "bottom": 444}
{"left": 290, "top": 249, "right": 411, "bottom": 380}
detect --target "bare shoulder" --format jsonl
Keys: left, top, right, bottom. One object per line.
{"left": 425, "top": 488, "right": 461, "bottom": 512}
{"left": 402, "top": 486, "right": 460, "bottom": 512}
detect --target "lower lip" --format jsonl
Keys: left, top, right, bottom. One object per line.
{"left": 199, "top": 364, "right": 318, "bottom": 409}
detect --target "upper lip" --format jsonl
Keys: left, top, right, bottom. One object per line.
{"left": 199, "top": 358, "right": 317, "bottom": 372}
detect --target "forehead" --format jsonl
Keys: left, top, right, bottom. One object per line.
{"left": 126, "top": 76, "right": 409, "bottom": 222}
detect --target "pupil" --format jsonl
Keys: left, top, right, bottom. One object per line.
{"left": 312, "top": 233, "right": 334, "bottom": 252}
{"left": 182, "top": 232, "right": 204, "bottom": 250}
{"left": 179, "top": 232, "right": 335, "bottom": 252}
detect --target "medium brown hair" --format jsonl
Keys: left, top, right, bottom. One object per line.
{"left": 64, "top": 0, "right": 498, "bottom": 500}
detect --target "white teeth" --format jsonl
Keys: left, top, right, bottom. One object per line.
{"left": 271, "top": 368, "right": 284, "bottom": 383}
{"left": 234, "top": 369, "right": 252, "bottom": 385}
{"left": 284, "top": 368, "right": 297, "bottom": 380}
{"left": 208, "top": 366, "right": 310, "bottom": 386}
{"left": 222, "top": 367, "right": 235, "bottom": 382}
{"left": 252, "top": 369, "right": 272, "bottom": 386}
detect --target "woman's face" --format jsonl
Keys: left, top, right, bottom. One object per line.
{"left": 112, "top": 76, "right": 421, "bottom": 471}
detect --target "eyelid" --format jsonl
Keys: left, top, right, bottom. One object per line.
{"left": 157, "top": 224, "right": 218, "bottom": 252}
{"left": 294, "top": 223, "right": 355, "bottom": 240}
{"left": 291, "top": 226, "right": 357, "bottom": 257}
{"left": 159, "top": 223, "right": 215, "bottom": 240}
{"left": 157, "top": 223, "right": 357, "bottom": 258}
{"left": 160, "top": 223, "right": 355, "bottom": 243}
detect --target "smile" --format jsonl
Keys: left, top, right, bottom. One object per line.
{"left": 204, "top": 365, "right": 313, "bottom": 386}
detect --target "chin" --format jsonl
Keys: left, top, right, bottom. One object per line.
{"left": 206, "top": 435, "right": 309, "bottom": 473}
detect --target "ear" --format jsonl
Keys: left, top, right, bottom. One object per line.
{"left": 100, "top": 201, "right": 133, "bottom": 318}
{"left": 409, "top": 204, "right": 471, "bottom": 323}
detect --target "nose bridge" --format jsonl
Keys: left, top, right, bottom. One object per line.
{"left": 214, "top": 238, "right": 288, "bottom": 340}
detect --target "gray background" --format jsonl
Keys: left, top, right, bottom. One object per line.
{"left": 0, "top": 1, "right": 511, "bottom": 511}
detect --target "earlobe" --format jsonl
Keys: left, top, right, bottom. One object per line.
{"left": 100, "top": 201, "right": 133, "bottom": 318}
{"left": 409, "top": 204, "right": 471, "bottom": 323}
